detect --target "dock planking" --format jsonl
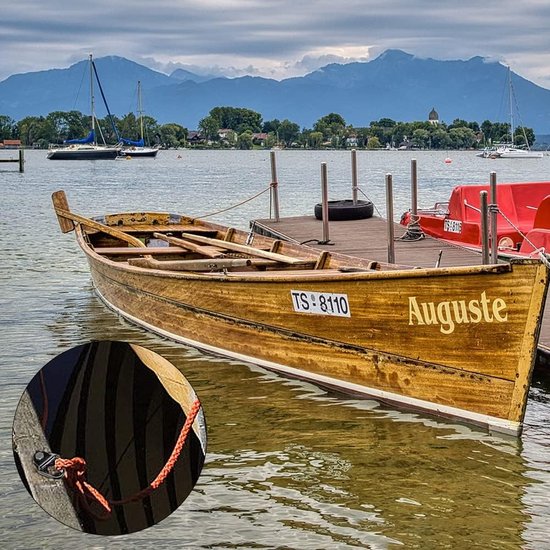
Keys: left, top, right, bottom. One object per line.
{"left": 254, "top": 214, "right": 550, "bottom": 357}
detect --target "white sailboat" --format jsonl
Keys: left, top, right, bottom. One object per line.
{"left": 491, "top": 67, "right": 543, "bottom": 159}
{"left": 47, "top": 55, "right": 121, "bottom": 160}
{"left": 120, "top": 81, "right": 160, "bottom": 158}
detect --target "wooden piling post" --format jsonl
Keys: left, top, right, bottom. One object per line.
{"left": 489, "top": 171, "right": 498, "bottom": 263}
{"left": 351, "top": 149, "right": 358, "bottom": 205}
{"left": 270, "top": 151, "right": 280, "bottom": 222}
{"left": 19, "top": 149, "right": 25, "bottom": 172}
{"left": 321, "top": 162, "right": 330, "bottom": 244}
{"left": 480, "top": 190, "right": 490, "bottom": 264}
{"left": 385, "top": 173, "right": 395, "bottom": 264}
{"left": 411, "top": 159, "right": 417, "bottom": 216}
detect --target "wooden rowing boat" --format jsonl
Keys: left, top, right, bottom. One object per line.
{"left": 52, "top": 190, "right": 550, "bottom": 436}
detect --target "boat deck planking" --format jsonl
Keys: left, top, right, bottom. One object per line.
{"left": 253, "top": 214, "right": 550, "bottom": 356}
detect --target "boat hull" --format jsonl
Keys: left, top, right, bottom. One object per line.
{"left": 78, "top": 227, "right": 548, "bottom": 435}
{"left": 47, "top": 146, "right": 120, "bottom": 160}
{"left": 120, "top": 147, "right": 159, "bottom": 158}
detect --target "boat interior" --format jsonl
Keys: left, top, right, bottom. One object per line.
{"left": 84, "top": 212, "right": 384, "bottom": 276}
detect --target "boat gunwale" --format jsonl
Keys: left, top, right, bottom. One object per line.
{"left": 72, "top": 223, "right": 538, "bottom": 284}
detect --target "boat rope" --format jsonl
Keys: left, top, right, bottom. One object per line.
{"left": 494, "top": 207, "right": 550, "bottom": 268}
{"left": 45, "top": 398, "right": 201, "bottom": 520}
{"left": 193, "top": 185, "right": 271, "bottom": 220}
{"left": 398, "top": 213, "right": 425, "bottom": 242}
{"left": 357, "top": 187, "right": 383, "bottom": 217}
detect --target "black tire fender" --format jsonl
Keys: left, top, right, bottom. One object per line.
{"left": 314, "top": 199, "right": 374, "bottom": 221}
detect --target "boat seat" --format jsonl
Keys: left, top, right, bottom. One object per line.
{"left": 94, "top": 246, "right": 187, "bottom": 256}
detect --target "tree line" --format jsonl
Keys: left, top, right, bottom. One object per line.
{"left": 0, "top": 107, "right": 537, "bottom": 150}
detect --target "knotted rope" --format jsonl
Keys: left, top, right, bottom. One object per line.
{"left": 54, "top": 398, "right": 202, "bottom": 520}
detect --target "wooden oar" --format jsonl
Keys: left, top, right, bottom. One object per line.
{"left": 52, "top": 190, "right": 143, "bottom": 247}
{"left": 178, "top": 231, "right": 312, "bottom": 265}
{"left": 152, "top": 232, "right": 225, "bottom": 258}
{"left": 128, "top": 257, "right": 253, "bottom": 271}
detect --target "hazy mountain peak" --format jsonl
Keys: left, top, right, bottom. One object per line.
{"left": 0, "top": 51, "right": 549, "bottom": 133}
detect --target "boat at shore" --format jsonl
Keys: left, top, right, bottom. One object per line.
{"left": 401, "top": 181, "right": 550, "bottom": 257}
{"left": 47, "top": 54, "right": 121, "bottom": 160}
{"left": 52, "top": 190, "right": 549, "bottom": 436}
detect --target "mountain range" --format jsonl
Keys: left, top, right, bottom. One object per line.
{"left": 1, "top": 50, "right": 549, "bottom": 133}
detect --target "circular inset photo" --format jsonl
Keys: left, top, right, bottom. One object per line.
{"left": 12, "top": 341, "right": 207, "bottom": 535}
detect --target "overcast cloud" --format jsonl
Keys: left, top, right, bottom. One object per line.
{"left": 1, "top": 0, "right": 549, "bottom": 87}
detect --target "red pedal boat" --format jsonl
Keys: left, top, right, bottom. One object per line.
{"left": 401, "top": 181, "right": 550, "bottom": 256}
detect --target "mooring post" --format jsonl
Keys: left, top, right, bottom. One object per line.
{"left": 411, "top": 158, "right": 418, "bottom": 217}
{"left": 489, "top": 171, "right": 498, "bottom": 263}
{"left": 270, "top": 151, "right": 280, "bottom": 222}
{"left": 385, "top": 173, "right": 395, "bottom": 264}
{"left": 19, "top": 149, "right": 25, "bottom": 173}
{"left": 351, "top": 149, "right": 358, "bottom": 205}
{"left": 480, "top": 190, "right": 490, "bottom": 264}
{"left": 321, "top": 162, "right": 330, "bottom": 244}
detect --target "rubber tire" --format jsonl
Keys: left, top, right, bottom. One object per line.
{"left": 314, "top": 199, "right": 374, "bottom": 221}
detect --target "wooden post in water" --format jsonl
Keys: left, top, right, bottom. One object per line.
{"left": 321, "top": 162, "right": 330, "bottom": 244}
{"left": 270, "top": 151, "right": 280, "bottom": 222}
{"left": 489, "top": 171, "right": 498, "bottom": 264}
{"left": 385, "top": 173, "right": 395, "bottom": 264}
{"left": 411, "top": 159, "right": 418, "bottom": 216}
{"left": 351, "top": 149, "right": 358, "bottom": 205}
{"left": 19, "top": 149, "right": 25, "bottom": 172}
{"left": 480, "top": 190, "right": 490, "bottom": 264}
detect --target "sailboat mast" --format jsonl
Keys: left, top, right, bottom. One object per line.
{"left": 89, "top": 54, "right": 96, "bottom": 144}
{"left": 138, "top": 81, "right": 144, "bottom": 141}
{"left": 508, "top": 67, "right": 514, "bottom": 146}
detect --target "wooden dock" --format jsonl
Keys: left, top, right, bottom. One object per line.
{"left": 0, "top": 149, "right": 24, "bottom": 171}
{"left": 254, "top": 214, "right": 550, "bottom": 356}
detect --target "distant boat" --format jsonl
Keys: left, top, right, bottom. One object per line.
{"left": 47, "top": 55, "right": 121, "bottom": 160}
{"left": 120, "top": 81, "right": 159, "bottom": 158}
{"left": 481, "top": 67, "right": 543, "bottom": 160}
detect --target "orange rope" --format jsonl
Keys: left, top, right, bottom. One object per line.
{"left": 54, "top": 398, "right": 201, "bottom": 520}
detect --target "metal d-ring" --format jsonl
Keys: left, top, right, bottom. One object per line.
{"left": 33, "top": 451, "right": 64, "bottom": 479}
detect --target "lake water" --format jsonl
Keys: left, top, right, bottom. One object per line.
{"left": 1, "top": 149, "right": 550, "bottom": 548}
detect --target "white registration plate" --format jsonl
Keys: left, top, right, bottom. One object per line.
{"left": 444, "top": 219, "right": 462, "bottom": 233}
{"left": 291, "top": 290, "right": 351, "bottom": 317}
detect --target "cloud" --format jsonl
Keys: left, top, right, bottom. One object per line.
{"left": 1, "top": 0, "right": 549, "bottom": 88}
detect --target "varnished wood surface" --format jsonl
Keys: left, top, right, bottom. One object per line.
{"left": 12, "top": 391, "right": 82, "bottom": 531}
{"left": 59, "top": 208, "right": 549, "bottom": 432}
{"left": 255, "top": 214, "right": 550, "bottom": 353}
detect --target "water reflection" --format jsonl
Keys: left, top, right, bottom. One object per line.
{"left": 2, "top": 150, "right": 550, "bottom": 548}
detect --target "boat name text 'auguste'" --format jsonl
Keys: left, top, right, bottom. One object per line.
{"left": 409, "top": 291, "right": 508, "bottom": 334}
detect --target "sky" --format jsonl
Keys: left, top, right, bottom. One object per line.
{"left": 1, "top": 0, "right": 550, "bottom": 88}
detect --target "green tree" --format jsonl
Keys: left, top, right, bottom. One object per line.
{"left": 199, "top": 115, "right": 220, "bottom": 141}
{"left": 209, "top": 106, "right": 262, "bottom": 133}
{"left": 159, "top": 123, "right": 187, "bottom": 147}
{"left": 412, "top": 128, "right": 430, "bottom": 149}
{"left": 46, "top": 110, "right": 87, "bottom": 141}
{"left": 277, "top": 119, "right": 300, "bottom": 146}
{"left": 366, "top": 136, "right": 381, "bottom": 149}
{"left": 307, "top": 131, "right": 324, "bottom": 148}
{"left": 314, "top": 113, "right": 346, "bottom": 141}
{"left": 236, "top": 130, "right": 254, "bottom": 149}
{"left": 448, "top": 127, "right": 477, "bottom": 149}
{"left": 0, "top": 115, "right": 15, "bottom": 140}
{"left": 262, "top": 119, "right": 281, "bottom": 133}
